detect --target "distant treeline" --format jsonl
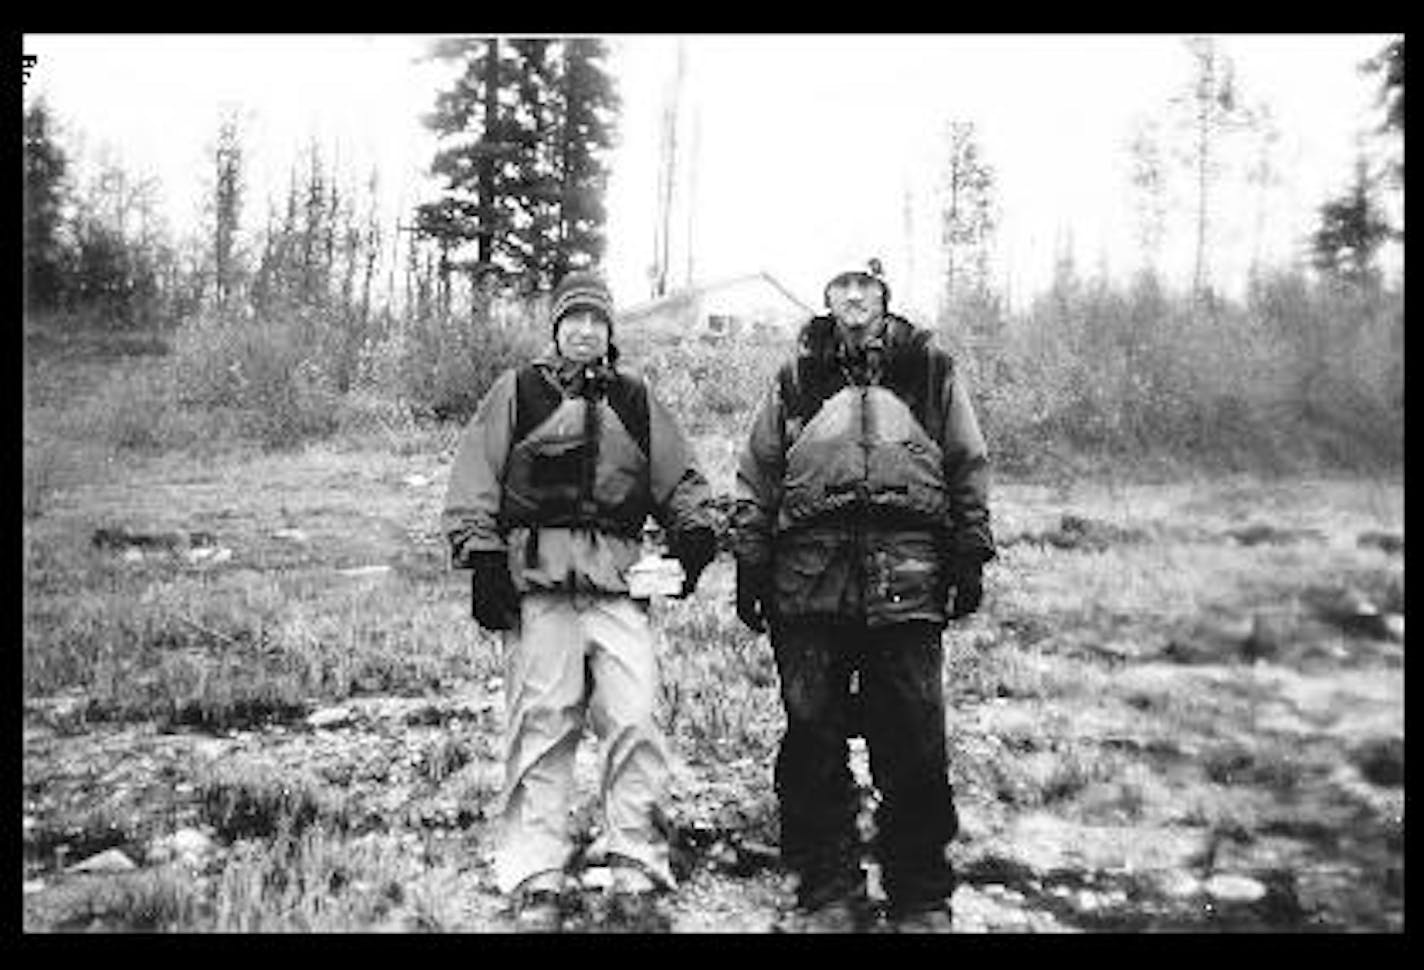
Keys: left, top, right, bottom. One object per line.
{"left": 21, "top": 36, "right": 1404, "bottom": 472}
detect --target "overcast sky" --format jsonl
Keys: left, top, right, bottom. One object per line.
{"left": 23, "top": 33, "right": 1398, "bottom": 314}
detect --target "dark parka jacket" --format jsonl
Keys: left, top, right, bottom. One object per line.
{"left": 443, "top": 352, "right": 714, "bottom": 597}
{"left": 733, "top": 314, "right": 995, "bottom": 627}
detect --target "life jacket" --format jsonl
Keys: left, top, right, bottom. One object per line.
{"left": 776, "top": 315, "right": 951, "bottom": 532}
{"left": 498, "top": 361, "right": 653, "bottom": 539}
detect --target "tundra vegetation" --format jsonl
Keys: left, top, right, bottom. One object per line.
{"left": 23, "top": 37, "right": 1402, "bottom": 932}
{"left": 22, "top": 281, "right": 1403, "bottom": 931}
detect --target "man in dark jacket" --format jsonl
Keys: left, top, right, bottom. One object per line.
{"left": 444, "top": 269, "right": 718, "bottom": 931}
{"left": 732, "top": 259, "right": 995, "bottom": 933}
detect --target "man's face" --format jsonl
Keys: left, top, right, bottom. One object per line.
{"left": 826, "top": 274, "right": 886, "bottom": 337}
{"left": 555, "top": 309, "right": 611, "bottom": 363}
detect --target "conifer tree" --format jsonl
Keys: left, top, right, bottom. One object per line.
{"left": 1311, "top": 157, "right": 1392, "bottom": 286}
{"left": 552, "top": 38, "right": 618, "bottom": 282}
{"left": 418, "top": 37, "right": 619, "bottom": 292}
{"left": 23, "top": 97, "right": 72, "bottom": 312}
{"left": 419, "top": 38, "right": 522, "bottom": 275}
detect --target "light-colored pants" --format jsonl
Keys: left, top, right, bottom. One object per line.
{"left": 492, "top": 592, "right": 675, "bottom": 894}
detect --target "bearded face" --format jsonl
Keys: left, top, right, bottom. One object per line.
{"left": 825, "top": 273, "right": 887, "bottom": 341}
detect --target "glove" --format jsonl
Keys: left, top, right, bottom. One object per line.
{"left": 735, "top": 560, "right": 772, "bottom": 633}
{"left": 947, "top": 559, "right": 984, "bottom": 620}
{"left": 471, "top": 551, "right": 521, "bottom": 632}
{"left": 670, "top": 527, "right": 717, "bottom": 599}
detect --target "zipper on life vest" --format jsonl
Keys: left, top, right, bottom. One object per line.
{"left": 572, "top": 386, "right": 600, "bottom": 598}
{"left": 856, "top": 382, "right": 873, "bottom": 613}
{"left": 579, "top": 385, "right": 601, "bottom": 524}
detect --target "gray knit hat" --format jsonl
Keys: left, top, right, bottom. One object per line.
{"left": 550, "top": 270, "right": 615, "bottom": 333}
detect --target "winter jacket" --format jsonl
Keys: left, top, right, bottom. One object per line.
{"left": 443, "top": 352, "right": 714, "bottom": 596}
{"left": 733, "top": 314, "right": 995, "bottom": 627}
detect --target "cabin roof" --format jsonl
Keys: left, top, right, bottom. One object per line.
{"left": 618, "top": 270, "right": 814, "bottom": 320}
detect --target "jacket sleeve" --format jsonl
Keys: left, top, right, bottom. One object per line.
{"left": 441, "top": 368, "right": 519, "bottom": 567}
{"left": 937, "top": 359, "right": 996, "bottom": 565}
{"left": 647, "top": 385, "right": 715, "bottom": 542}
{"left": 731, "top": 377, "right": 788, "bottom": 569}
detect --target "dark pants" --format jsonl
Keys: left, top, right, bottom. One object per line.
{"left": 771, "top": 619, "right": 959, "bottom": 913}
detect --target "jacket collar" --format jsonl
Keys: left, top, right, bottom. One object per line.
{"left": 535, "top": 351, "right": 618, "bottom": 399}
{"left": 797, "top": 313, "right": 922, "bottom": 372}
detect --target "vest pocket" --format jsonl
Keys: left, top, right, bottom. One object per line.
{"left": 529, "top": 441, "right": 587, "bottom": 486}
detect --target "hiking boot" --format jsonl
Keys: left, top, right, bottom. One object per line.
{"left": 891, "top": 901, "right": 954, "bottom": 933}
{"left": 777, "top": 896, "right": 868, "bottom": 933}
{"left": 611, "top": 864, "right": 660, "bottom": 896}
{"left": 608, "top": 863, "right": 669, "bottom": 931}
{"left": 510, "top": 872, "right": 567, "bottom": 933}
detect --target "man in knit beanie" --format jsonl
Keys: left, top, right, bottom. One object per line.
{"left": 549, "top": 269, "right": 616, "bottom": 343}
{"left": 443, "top": 267, "right": 718, "bottom": 931}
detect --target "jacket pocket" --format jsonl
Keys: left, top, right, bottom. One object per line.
{"left": 867, "top": 532, "right": 944, "bottom": 621}
{"left": 772, "top": 531, "right": 849, "bottom": 618}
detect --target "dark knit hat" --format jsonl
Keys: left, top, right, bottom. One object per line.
{"left": 823, "top": 257, "right": 891, "bottom": 311}
{"left": 550, "top": 270, "right": 615, "bottom": 332}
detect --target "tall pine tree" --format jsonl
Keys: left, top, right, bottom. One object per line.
{"left": 24, "top": 97, "right": 72, "bottom": 312}
{"left": 420, "top": 38, "right": 521, "bottom": 278}
{"left": 1311, "top": 157, "right": 1393, "bottom": 286}
{"left": 418, "top": 37, "right": 618, "bottom": 293}
{"left": 552, "top": 39, "right": 618, "bottom": 284}
{"left": 506, "top": 38, "right": 561, "bottom": 288}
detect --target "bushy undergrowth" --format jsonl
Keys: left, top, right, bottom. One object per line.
{"left": 377, "top": 309, "right": 545, "bottom": 424}
{"left": 626, "top": 333, "right": 789, "bottom": 437}
{"left": 24, "top": 268, "right": 1402, "bottom": 475}
{"left": 171, "top": 310, "right": 345, "bottom": 450}
{"left": 29, "top": 300, "right": 544, "bottom": 455}
{"left": 955, "top": 273, "right": 1403, "bottom": 476}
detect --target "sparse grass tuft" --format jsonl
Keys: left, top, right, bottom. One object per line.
{"left": 415, "top": 735, "right": 474, "bottom": 785}
{"left": 198, "top": 760, "right": 348, "bottom": 843}
{"left": 46, "top": 868, "right": 204, "bottom": 932}
{"left": 212, "top": 829, "right": 429, "bottom": 932}
{"left": 657, "top": 592, "right": 781, "bottom": 765}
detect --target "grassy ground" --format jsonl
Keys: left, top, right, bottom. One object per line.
{"left": 22, "top": 340, "right": 1404, "bottom": 933}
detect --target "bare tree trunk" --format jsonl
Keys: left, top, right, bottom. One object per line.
{"left": 1193, "top": 98, "right": 1210, "bottom": 301}
{"left": 478, "top": 37, "right": 499, "bottom": 266}
{"left": 685, "top": 102, "right": 699, "bottom": 288}
{"left": 652, "top": 41, "right": 685, "bottom": 298}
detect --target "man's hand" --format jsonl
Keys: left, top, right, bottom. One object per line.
{"left": 735, "top": 560, "right": 772, "bottom": 632}
{"left": 671, "top": 527, "right": 718, "bottom": 599}
{"left": 948, "top": 559, "right": 984, "bottom": 620}
{"left": 471, "top": 551, "right": 521, "bottom": 632}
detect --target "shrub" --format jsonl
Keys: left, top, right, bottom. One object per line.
{"left": 960, "top": 268, "right": 1403, "bottom": 477}
{"left": 386, "top": 308, "right": 545, "bottom": 424}
{"left": 199, "top": 761, "right": 345, "bottom": 842}
{"left": 170, "top": 310, "right": 342, "bottom": 450}
{"left": 631, "top": 334, "right": 789, "bottom": 437}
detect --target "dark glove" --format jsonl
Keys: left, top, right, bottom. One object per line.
{"left": 735, "top": 560, "right": 772, "bottom": 633}
{"left": 670, "top": 527, "right": 717, "bottom": 599}
{"left": 947, "top": 559, "right": 984, "bottom": 620}
{"left": 471, "top": 551, "right": 521, "bottom": 632}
